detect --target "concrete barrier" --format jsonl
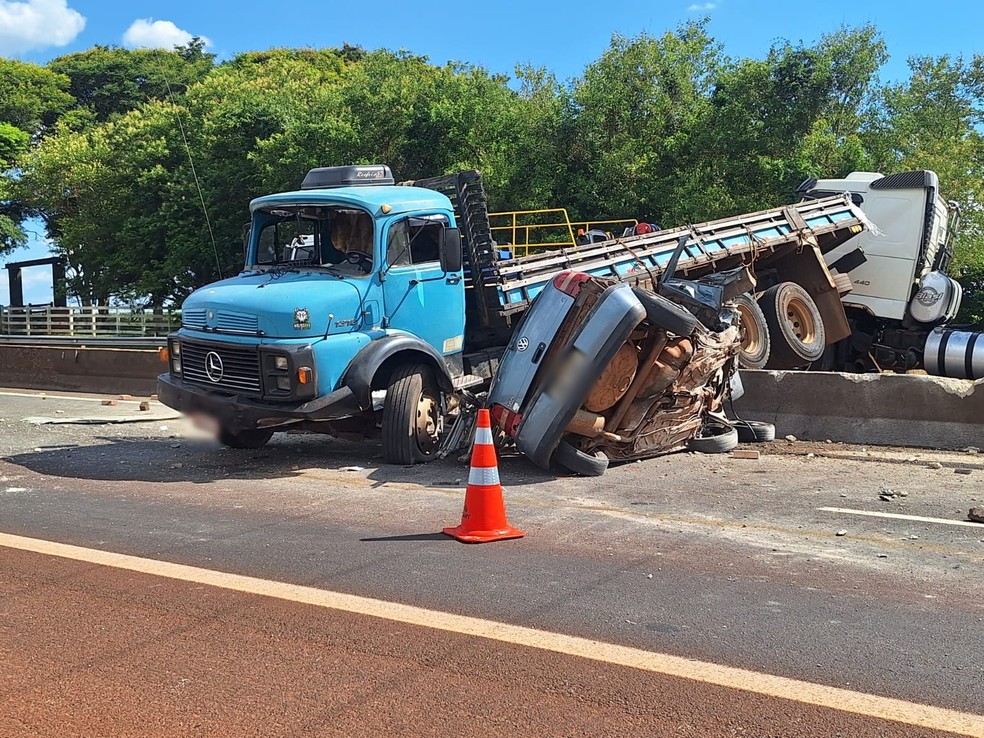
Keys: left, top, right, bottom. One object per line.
{"left": 0, "top": 345, "right": 162, "bottom": 396}
{"left": 734, "top": 369, "right": 984, "bottom": 450}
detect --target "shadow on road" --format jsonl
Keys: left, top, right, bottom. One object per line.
{"left": 359, "top": 532, "right": 453, "bottom": 542}
{"left": 2, "top": 433, "right": 560, "bottom": 488}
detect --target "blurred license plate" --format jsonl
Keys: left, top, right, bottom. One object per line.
{"left": 190, "top": 412, "right": 220, "bottom": 435}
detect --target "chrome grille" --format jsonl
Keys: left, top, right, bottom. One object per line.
{"left": 181, "top": 340, "right": 261, "bottom": 394}
{"left": 182, "top": 308, "right": 207, "bottom": 329}
{"left": 216, "top": 311, "right": 259, "bottom": 333}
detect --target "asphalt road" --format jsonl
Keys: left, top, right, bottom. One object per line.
{"left": 1, "top": 389, "right": 982, "bottom": 736}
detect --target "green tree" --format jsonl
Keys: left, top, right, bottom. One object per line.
{"left": 558, "top": 22, "right": 723, "bottom": 225}
{"left": 47, "top": 42, "right": 215, "bottom": 124}
{"left": 0, "top": 59, "right": 74, "bottom": 254}
{"left": 866, "top": 53, "right": 984, "bottom": 320}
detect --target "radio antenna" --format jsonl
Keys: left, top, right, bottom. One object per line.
{"left": 155, "top": 50, "right": 222, "bottom": 279}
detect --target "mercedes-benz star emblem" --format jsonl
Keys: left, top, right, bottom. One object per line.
{"left": 516, "top": 337, "right": 530, "bottom": 352}
{"left": 204, "top": 351, "right": 224, "bottom": 382}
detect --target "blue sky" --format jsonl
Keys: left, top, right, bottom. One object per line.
{"left": 2, "top": 0, "right": 983, "bottom": 304}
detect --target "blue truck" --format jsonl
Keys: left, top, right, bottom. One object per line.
{"left": 157, "top": 165, "right": 869, "bottom": 465}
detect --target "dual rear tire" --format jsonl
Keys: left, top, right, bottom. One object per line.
{"left": 736, "top": 283, "right": 825, "bottom": 370}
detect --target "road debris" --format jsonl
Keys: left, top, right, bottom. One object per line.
{"left": 732, "top": 449, "right": 760, "bottom": 460}
{"left": 927, "top": 462, "right": 943, "bottom": 470}
{"left": 962, "top": 446, "right": 980, "bottom": 454}
{"left": 954, "top": 468, "right": 973, "bottom": 475}
{"left": 139, "top": 401, "right": 151, "bottom": 411}
{"left": 100, "top": 399, "right": 117, "bottom": 406}
{"left": 969, "top": 506, "right": 984, "bottom": 523}
{"left": 340, "top": 466, "right": 365, "bottom": 472}
{"left": 835, "top": 530, "right": 847, "bottom": 537}
{"left": 785, "top": 435, "right": 798, "bottom": 442}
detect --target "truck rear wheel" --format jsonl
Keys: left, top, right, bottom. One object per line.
{"left": 734, "top": 293, "right": 770, "bottom": 369}
{"left": 219, "top": 427, "right": 274, "bottom": 450}
{"left": 760, "top": 283, "right": 825, "bottom": 369}
{"left": 382, "top": 363, "right": 443, "bottom": 464}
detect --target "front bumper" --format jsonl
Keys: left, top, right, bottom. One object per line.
{"left": 157, "top": 373, "right": 362, "bottom": 432}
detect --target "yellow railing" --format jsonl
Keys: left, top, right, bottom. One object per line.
{"left": 488, "top": 208, "right": 638, "bottom": 257}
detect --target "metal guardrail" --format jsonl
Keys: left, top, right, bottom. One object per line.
{"left": 0, "top": 335, "right": 166, "bottom": 349}
{"left": 0, "top": 305, "right": 179, "bottom": 338}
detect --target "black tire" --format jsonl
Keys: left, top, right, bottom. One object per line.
{"left": 553, "top": 439, "right": 609, "bottom": 476}
{"left": 760, "top": 283, "right": 825, "bottom": 369}
{"left": 382, "top": 363, "right": 443, "bottom": 465}
{"left": 733, "top": 420, "right": 776, "bottom": 443}
{"left": 734, "top": 293, "right": 771, "bottom": 369}
{"left": 218, "top": 427, "right": 274, "bottom": 450}
{"left": 632, "top": 287, "right": 698, "bottom": 337}
{"left": 687, "top": 423, "right": 739, "bottom": 454}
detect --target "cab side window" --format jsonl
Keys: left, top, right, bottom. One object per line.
{"left": 386, "top": 216, "right": 447, "bottom": 267}
{"left": 386, "top": 220, "right": 411, "bottom": 267}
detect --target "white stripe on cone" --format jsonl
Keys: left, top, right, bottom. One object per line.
{"left": 468, "top": 465, "right": 500, "bottom": 487}
{"left": 474, "top": 425, "right": 494, "bottom": 446}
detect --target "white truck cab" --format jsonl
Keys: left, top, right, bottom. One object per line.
{"left": 796, "top": 171, "right": 981, "bottom": 376}
{"left": 800, "top": 171, "right": 961, "bottom": 324}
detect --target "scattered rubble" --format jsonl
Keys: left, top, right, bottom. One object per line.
{"left": 969, "top": 506, "right": 984, "bottom": 523}
{"left": 835, "top": 530, "right": 847, "bottom": 537}
{"left": 962, "top": 446, "right": 980, "bottom": 454}
{"left": 954, "top": 468, "right": 973, "bottom": 475}
{"left": 927, "top": 462, "right": 943, "bottom": 470}
{"left": 732, "top": 449, "right": 760, "bottom": 460}
{"left": 138, "top": 401, "right": 150, "bottom": 411}
{"left": 785, "top": 435, "right": 797, "bottom": 442}
{"left": 100, "top": 399, "right": 117, "bottom": 406}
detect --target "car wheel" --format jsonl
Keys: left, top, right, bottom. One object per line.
{"left": 732, "top": 420, "right": 776, "bottom": 443}
{"left": 218, "top": 427, "right": 274, "bottom": 450}
{"left": 734, "top": 293, "right": 771, "bottom": 369}
{"left": 382, "top": 363, "right": 443, "bottom": 464}
{"left": 760, "top": 282, "right": 825, "bottom": 369}
{"left": 687, "top": 422, "right": 738, "bottom": 454}
{"left": 631, "top": 287, "right": 698, "bottom": 337}
{"left": 553, "top": 439, "right": 609, "bottom": 476}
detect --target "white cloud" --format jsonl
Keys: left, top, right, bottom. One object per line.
{"left": 687, "top": 2, "right": 717, "bottom": 10}
{"left": 0, "top": 0, "right": 85, "bottom": 55}
{"left": 122, "top": 18, "right": 211, "bottom": 50}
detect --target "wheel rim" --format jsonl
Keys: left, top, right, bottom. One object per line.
{"left": 414, "top": 390, "right": 442, "bottom": 455}
{"left": 736, "top": 303, "right": 762, "bottom": 357}
{"left": 784, "top": 296, "right": 818, "bottom": 344}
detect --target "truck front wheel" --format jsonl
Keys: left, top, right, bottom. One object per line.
{"left": 218, "top": 427, "right": 274, "bottom": 450}
{"left": 382, "top": 363, "right": 443, "bottom": 464}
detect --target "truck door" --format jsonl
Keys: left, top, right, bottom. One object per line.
{"left": 382, "top": 214, "right": 466, "bottom": 358}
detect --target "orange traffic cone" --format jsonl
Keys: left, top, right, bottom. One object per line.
{"left": 443, "top": 408, "right": 525, "bottom": 543}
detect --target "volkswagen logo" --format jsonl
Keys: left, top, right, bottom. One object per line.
{"left": 516, "top": 337, "right": 530, "bottom": 352}
{"left": 204, "top": 351, "right": 224, "bottom": 382}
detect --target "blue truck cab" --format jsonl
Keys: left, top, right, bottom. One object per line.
{"left": 158, "top": 165, "right": 474, "bottom": 463}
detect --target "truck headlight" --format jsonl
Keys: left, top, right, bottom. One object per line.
{"left": 169, "top": 339, "right": 182, "bottom": 374}
{"left": 274, "top": 355, "right": 288, "bottom": 370}
{"left": 275, "top": 376, "right": 291, "bottom": 390}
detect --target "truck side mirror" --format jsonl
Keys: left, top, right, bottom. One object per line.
{"left": 439, "top": 227, "right": 463, "bottom": 273}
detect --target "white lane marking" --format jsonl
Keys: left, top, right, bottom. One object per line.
{"left": 0, "top": 532, "right": 981, "bottom": 737}
{"left": 819, "top": 507, "right": 984, "bottom": 529}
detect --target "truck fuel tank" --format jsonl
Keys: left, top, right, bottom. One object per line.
{"left": 924, "top": 328, "right": 984, "bottom": 379}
